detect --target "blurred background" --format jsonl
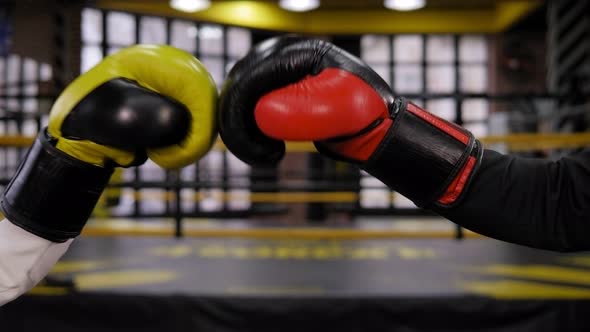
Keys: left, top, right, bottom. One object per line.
{"left": 1, "top": 0, "right": 590, "bottom": 331}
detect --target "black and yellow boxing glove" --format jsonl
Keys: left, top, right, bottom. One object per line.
{"left": 1, "top": 45, "right": 217, "bottom": 242}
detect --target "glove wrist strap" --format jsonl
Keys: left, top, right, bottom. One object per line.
{"left": 363, "top": 99, "right": 483, "bottom": 208}
{"left": 1, "top": 130, "right": 114, "bottom": 242}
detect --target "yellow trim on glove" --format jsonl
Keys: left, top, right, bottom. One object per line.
{"left": 49, "top": 44, "right": 218, "bottom": 169}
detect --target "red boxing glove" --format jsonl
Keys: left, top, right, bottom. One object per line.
{"left": 255, "top": 68, "right": 391, "bottom": 162}
{"left": 219, "top": 36, "right": 483, "bottom": 208}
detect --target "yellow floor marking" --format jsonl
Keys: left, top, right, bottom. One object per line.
{"left": 460, "top": 280, "right": 590, "bottom": 299}
{"left": 396, "top": 247, "right": 437, "bottom": 259}
{"left": 74, "top": 269, "right": 177, "bottom": 290}
{"left": 27, "top": 286, "right": 70, "bottom": 296}
{"left": 472, "top": 264, "right": 590, "bottom": 286}
{"left": 196, "top": 244, "right": 390, "bottom": 260}
{"left": 50, "top": 260, "right": 110, "bottom": 274}
{"left": 150, "top": 245, "right": 194, "bottom": 258}
{"left": 562, "top": 256, "right": 590, "bottom": 267}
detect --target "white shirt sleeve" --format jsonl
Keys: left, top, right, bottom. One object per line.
{"left": 0, "top": 219, "right": 73, "bottom": 306}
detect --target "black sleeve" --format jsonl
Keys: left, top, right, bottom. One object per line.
{"left": 431, "top": 148, "right": 590, "bottom": 252}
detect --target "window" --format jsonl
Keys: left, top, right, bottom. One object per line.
{"left": 0, "top": 52, "right": 52, "bottom": 191}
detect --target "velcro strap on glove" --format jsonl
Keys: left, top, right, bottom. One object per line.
{"left": 363, "top": 98, "right": 483, "bottom": 208}
{"left": 0, "top": 130, "right": 113, "bottom": 242}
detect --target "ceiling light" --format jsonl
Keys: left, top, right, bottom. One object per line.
{"left": 279, "top": 0, "right": 320, "bottom": 12}
{"left": 170, "top": 0, "right": 211, "bottom": 13}
{"left": 384, "top": 0, "right": 426, "bottom": 11}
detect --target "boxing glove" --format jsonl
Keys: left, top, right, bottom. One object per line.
{"left": 1, "top": 45, "right": 218, "bottom": 242}
{"left": 219, "top": 36, "right": 482, "bottom": 209}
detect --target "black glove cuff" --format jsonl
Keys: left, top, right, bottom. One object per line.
{"left": 0, "top": 130, "right": 114, "bottom": 242}
{"left": 363, "top": 99, "right": 483, "bottom": 208}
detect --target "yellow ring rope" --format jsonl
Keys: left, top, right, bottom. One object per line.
{"left": 2, "top": 133, "right": 590, "bottom": 151}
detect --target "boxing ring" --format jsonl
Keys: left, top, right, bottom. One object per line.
{"left": 2, "top": 17, "right": 590, "bottom": 329}
{"left": 1, "top": 228, "right": 590, "bottom": 331}
{"left": 2, "top": 129, "right": 590, "bottom": 331}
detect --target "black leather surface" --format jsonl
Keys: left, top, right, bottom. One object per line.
{"left": 62, "top": 78, "right": 191, "bottom": 151}
{"left": 0, "top": 131, "right": 113, "bottom": 242}
{"left": 364, "top": 101, "right": 481, "bottom": 207}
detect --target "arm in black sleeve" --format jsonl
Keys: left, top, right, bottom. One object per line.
{"left": 431, "top": 148, "right": 590, "bottom": 252}
{"left": 358, "top": 100, "right": 589, "bottom": 252}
